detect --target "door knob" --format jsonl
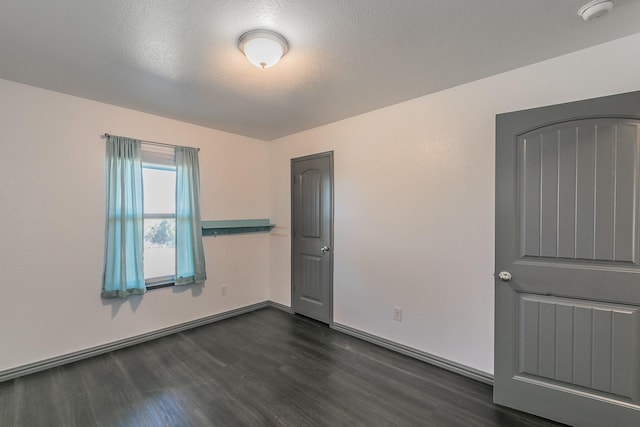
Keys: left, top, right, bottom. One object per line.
{"left": 321, "top": 245, "right": 330, "bottom": 254}
{"left": 498, "top": 271, "right": 512, "bottom": 282}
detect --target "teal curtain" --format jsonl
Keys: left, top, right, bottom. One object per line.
{"left": 102, "top": 136, "right": 145, "bottom": 298}
{"left": 175, "top": 147, "right": 206, "bottom": 285}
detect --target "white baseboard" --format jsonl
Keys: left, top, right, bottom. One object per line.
{"left": 331, "top": 322, "right": 493, "bottom": 385}
{"left": 268, "top": 300, "right": 294, "bottom": 313}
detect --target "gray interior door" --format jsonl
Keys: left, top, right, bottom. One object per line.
{"left": 291, "top": 152, "right": 333, "bottom": 324}
{"left": 495, "top": 91, "right": 640, "bottom": 426}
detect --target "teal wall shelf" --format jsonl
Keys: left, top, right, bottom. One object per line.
{"left": 201, "top": 219, "right": 275, "bottom": 236}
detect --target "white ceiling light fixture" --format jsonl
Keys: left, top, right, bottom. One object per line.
{"left": 238, "top": 30, "right": 289, "bottom": 69}
{"left": 578, "top": 0, "right": 614, "bottom": 21}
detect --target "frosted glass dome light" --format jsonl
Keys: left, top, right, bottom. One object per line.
{"left": 238, "top": 30, "right": 289, "bottom": 69}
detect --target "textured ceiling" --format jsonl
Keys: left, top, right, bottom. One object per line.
{"left": 1, "top": 0, "right": 640, "bottom": 140}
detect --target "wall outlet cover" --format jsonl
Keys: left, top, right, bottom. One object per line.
{"left": 393, "top": 307, "right": 403, "bottom": 321}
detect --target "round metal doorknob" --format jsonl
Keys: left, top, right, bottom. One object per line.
{"left": 321, "top": 245, "right": 330, "bottom": 254}
{"left": 498, "top": 271, "right": 512, "bottom": 282}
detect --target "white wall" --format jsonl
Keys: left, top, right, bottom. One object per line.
{"left": 0, "top": 79, "right": 269, "bottom": 372}
{"left": 268, "top": 33, "right": 640, "bottom": 374}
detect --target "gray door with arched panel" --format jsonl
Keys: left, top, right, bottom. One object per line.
{"left": 495, "top": 91, "right": 640, "bottom": 426}
{"left": 291, "top": 152, "right": 333, "bottom": 324}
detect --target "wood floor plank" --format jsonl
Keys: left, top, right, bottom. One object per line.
{"left": 0, "top": 308, "right": 565, "bottom": 426}
{"left": 0, "top": 373, "right": 20, "bottom": 426}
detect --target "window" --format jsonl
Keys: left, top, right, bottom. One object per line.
{"left": 143, "top": 166, "right": 176, "bottom": 287}
{"left": 102, "top": 135, "right": 206, "bottom": 299}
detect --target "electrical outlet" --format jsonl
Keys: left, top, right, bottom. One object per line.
{"left": 221, "top": 285, "right": 228, "bottom": 296}
{"left": 393, "top": 306, "right": 403, "bottom": 322}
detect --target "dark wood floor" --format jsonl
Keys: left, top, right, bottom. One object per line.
{"left": 0, "top": 307, "right": 565, "bottom": 426}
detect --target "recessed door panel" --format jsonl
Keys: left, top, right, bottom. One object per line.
{"left": 518, "top": 119, "right": 640, "bottom": 264}
{"left": 299, "top": 254, "right": 323, "bottom": 303}
{"left": 301, "top": 170, "right": 322, "bottom": 239}
{"left": 518, "top": 294, "right": 639, "bottom": 401}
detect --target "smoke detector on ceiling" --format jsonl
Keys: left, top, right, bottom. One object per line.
{"left": 578, "top": 0, "right": 614, "bottom": 21}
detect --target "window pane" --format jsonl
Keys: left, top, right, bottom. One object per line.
{"left": 144, "top": 218, "right": 175, "bottom": 280}
{"left": 143, "top": 168, "right": 176, "bottom": 214}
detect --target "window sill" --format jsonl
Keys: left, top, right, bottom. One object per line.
{"left": 145, "top": 276, "right": 175, "bottom": 290}
{"left": 146, "top": 282, "right": 174, "bottom": 290}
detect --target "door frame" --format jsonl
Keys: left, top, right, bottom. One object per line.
{"left": 290, "top": 151, "right": 335, "bottom": 325}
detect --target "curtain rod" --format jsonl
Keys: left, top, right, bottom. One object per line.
{"left": 102, "top": 133, "right": 200, "bottom": 151}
